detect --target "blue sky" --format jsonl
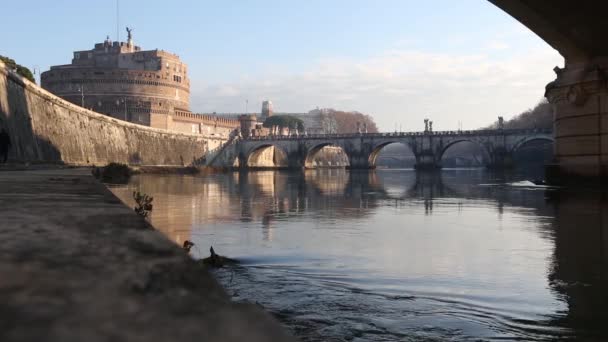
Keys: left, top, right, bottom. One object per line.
{"left": 2, "top": 0, "right": 562, "bottom": 130}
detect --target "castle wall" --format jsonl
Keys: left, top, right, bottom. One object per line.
{"left": 0, "top": 61, "right": 224, "bottom": 166}
{"left": 151, "top": 112, "right": 169, "bottom": 130}
{"left": 41, "top": 40, "right": 190, "bottom": 130}
{"left": 41, "top": 68, "right": 190, "bottom": 120}
{"left": 169, "top": 111, "right": 238, "bottom": 138}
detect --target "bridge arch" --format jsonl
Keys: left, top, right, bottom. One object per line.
{"left": 368, "top": 141, "right": 416, "bottom": 168}
{"left": 304, "top": 142, "right": 350, "bottom": 168}
{"left": 510, "top": 136, "right": 555, "bottom": 154}
{"left": 245, "top": 143, "right": 289, "bottom": 169}
{"left": 438, "top": 138, "right": 491, "bottom": 167}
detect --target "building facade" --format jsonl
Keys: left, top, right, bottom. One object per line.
{"left": 261, "top": 100, "right": 273, "bottom": 121}
{"left": 41, "top": 31, "right": 239, "bottom": 137}
{"left": 41, "top": 32, "right": 189, "bottom": 127}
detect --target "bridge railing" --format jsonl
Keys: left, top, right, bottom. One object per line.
{"left": 242, "top": 128, "right": 553, "bottom": 141}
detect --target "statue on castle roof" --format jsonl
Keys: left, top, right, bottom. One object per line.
{"left": 126, "top": 27, "right": 133, "bottom": 41}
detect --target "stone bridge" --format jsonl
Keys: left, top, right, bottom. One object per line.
{"left": 214, "top": 129, "right": 553, "bottom": 170}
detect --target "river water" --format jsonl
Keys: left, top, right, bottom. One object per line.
{"left": 109, "top": 169, "right": 607, "bottom": 341}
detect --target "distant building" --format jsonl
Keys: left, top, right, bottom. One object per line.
{"left": 261, "top": 100, "right": 273, "bottom": 121}
{"left": 212, "top": 102, "right": 336, "bottom": 135}
{"left": 40, "top": 29, "right": 239, "bottom": 137}
{"left": 41, "top": 31, "right": 189, "bottom": 127}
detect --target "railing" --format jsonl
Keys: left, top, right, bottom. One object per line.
{"left": 243, "top": 128, "right": 553, "bottom": 141}
{"left": 172, "top": 110, "right": 240, "bottom": 128}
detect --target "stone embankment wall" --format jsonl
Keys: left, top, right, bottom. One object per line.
{"left": 0, "top": 61, "right": 224, "bottom": 166}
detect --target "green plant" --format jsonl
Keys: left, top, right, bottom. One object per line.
{"left": 0, "top": 55, "right": 36, "bottom": 83}
{"left": 133, "top": 191, "right": 153, "bottom": 218}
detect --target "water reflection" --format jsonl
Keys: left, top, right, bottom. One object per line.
{"left": 109, "top": 169, "right": 607, "bottom": 341}
{"left": 547, "top": 190, "right": 608, "bottom": 340}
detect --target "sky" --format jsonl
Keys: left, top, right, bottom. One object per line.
{"left": 1, "top": 0, "right": 563, "bottom": 131}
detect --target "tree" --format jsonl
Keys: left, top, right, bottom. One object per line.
{"left": 0, "top": 55, "right": 35, "bottom": 84}
{"left": 486, "top": 99, "right": 553, "bottom": 129}
{"left": 263, "top": 115, "right": 304, "bottom": 131}
{"left": 324, "top": 109, "right": 379, "bottom": 133}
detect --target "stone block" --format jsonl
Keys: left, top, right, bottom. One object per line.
{"left": 555, "top": 114, "right": 600, "bottom": 137}
{"left": 556, "top": 135, "right": 599, "bottom": 156}
{"left": 558, "top": 155, "right": 601, "bottom": 177}
{"left": 150, "top": 112, "right": 168, "bottom": 130}
{"left": 602, "top": 134, "right": 608, "bottom": 156}
{"left": 554, "top": 93, "right": 604, "bottom": 120}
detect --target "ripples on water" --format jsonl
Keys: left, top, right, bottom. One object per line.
{"left": 110, "top": 169, "right": 608, "bottom": 341}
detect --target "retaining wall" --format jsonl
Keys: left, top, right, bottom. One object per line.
{"left": 0, "top": 61, "right": 224, "bottom": 166}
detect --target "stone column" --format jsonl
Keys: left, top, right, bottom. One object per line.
{"left": 414, "top": 135, "right": 440, "bottom": 170}
{"left": 545, "top": 58, "right": 608, "bottom": 180}
{"left": 487, "top": 147, "right": 513, "bottom": 169}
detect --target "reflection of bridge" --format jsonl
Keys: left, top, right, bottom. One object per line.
{"left": 212, "top": 129, "right": 553, "bottom": 170}
{"left": 112, "top": 170, "right": 607, "bottom": 338}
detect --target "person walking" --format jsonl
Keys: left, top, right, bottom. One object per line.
{"left": 0, "top": 128, "right": 11, "bottom": 163}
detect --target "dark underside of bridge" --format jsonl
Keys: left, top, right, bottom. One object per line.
{"left": 490, "top": 1, "right": 608, "bottom": 182}
{"left": 490, "top": 1, "right": 608, "bottom": 60}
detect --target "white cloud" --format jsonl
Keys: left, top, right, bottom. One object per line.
{"left": 486, "top": 40, "right": 510, "bottom": 50}
{"left": 214, "top": 85, "right": 240, "bottom": 97}
{"left": 190, "top": 45, "right": 562, "bottom": 131}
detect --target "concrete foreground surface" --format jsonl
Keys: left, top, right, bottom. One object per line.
{"left": 0, "top": 168, "right": 295, "bottom": 342}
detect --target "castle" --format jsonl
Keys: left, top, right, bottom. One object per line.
{"left": 41, "top": 29, "right": 238, "bottom": 137}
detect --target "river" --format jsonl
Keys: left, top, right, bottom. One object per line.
{"left": 109, "top": 168, "right": 607, "bottom": 341}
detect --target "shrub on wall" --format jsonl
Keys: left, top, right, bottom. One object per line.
{"left": 0, "top": 55, "right": 35, "bottom": 83}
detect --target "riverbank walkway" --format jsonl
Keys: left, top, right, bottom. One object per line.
{"left": 0, "top": 167, "right": 294, "bottom": 341}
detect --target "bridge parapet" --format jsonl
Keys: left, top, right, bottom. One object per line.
{"left": 217, "top": 128, "right": 554, "bottom": 170}
{"left": 242, "top": 128, "right": 553, "bottom": 142}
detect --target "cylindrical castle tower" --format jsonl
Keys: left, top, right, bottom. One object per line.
{"left": 41, "top": 31, "right": 190, "bottom": 129}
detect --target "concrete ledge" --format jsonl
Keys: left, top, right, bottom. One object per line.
{"left": 0, "top": 169, "right": 295, "bottom": 342}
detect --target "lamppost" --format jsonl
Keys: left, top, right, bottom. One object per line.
{"left": 32, "top": 65, "right": 40, "bottom": 84}
{"left": 116, "top": 98, "right": 128, "bottom": 121}
{"left": 76, "top": 85, "right": 85, "bottom": 108}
